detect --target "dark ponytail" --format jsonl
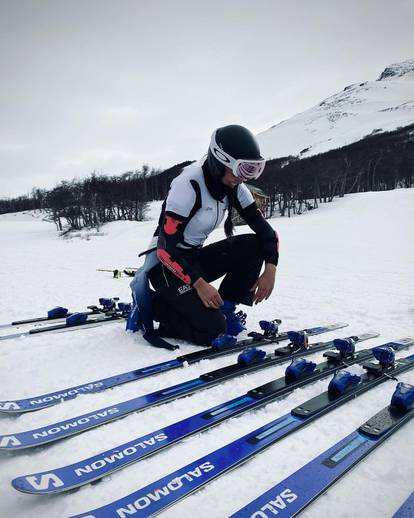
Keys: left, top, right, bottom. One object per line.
{"left": 224, "top": 188, "right": 235, "bottom": 237}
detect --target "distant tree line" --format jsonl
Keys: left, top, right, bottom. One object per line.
{"left": 0, "top": 162, "right": 192, "bottom": 231}
{"left": 254, "top": 124, "right": 414, "bottom": 217}
{"left": 0, "top": 125, "right": 412, "bottom": 229}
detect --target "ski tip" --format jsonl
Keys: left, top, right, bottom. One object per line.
{"left": 0, "top": 436, "right": 24, "bottom": 450}
{"left": 11, "top": 476, "right": 60, "bottom": 495}
{"left": 11, "top": 478, "right": 29, "bottom": 494}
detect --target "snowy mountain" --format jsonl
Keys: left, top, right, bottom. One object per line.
{"left": 257, "top": 59, "right": 414, "bottom": 160}
{"left": 1, "top": 189, "right": 414, "bottom": 518}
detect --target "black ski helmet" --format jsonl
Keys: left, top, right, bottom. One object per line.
{"left": 207, "top": 124, "right": 263, "bottom": 180}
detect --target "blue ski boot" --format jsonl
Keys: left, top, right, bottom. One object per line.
{"left": 220, "top": 300, "right": 247, "bottom": 337}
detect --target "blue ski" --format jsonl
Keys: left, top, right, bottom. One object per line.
{"left": 0, "top": 298, "right": 119, "bottom": 330}
{"left": 0, "top": 329, "right": 367, "bottom": 450}
{"left": 12, "top": 337, "right": 414, "bottom": 495}
{"left": 62, "top": 340, "right": 414, "bottom": 517}
{"left": 393, "top": 491, "right": 414, "bottom": 518}
{"left": 0, "top": 322, "right": 348, "bottom": 413}
{"left": 0, "top": 301, "right": 130, "bottom": 342}
{"left": 232, "top": 382, "right": 414, "bottom": 517}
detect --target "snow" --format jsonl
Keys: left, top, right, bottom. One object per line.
{"left": 257, "top": 59, "right": 414, "bottom": 160}
{"left": 0, "top": 188, "right": 413, "bottom": 518}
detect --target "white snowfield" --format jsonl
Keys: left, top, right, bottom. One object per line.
{"left": 257, "top": 59, "right": 414, "bottom": 160}
{"left": 0, "top": 189, "right": 413, "bottom": 518}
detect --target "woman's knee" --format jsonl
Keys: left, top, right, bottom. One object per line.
{"left": 229, "top": 234, "right": 264, "bottom": 262}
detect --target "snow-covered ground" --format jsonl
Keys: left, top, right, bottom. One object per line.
{"left": 0, "top": 189, "right": 413, "bottom": 518}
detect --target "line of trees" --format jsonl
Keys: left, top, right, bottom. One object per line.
{"left": 44, "top": 171, "right": 152, "bottom": 231}
{"left": 254, "top": 124, "right": 414, "bottom": 217}
{"left": 0, "top": 162, "right": 191, "bottom": 231}
{"left": 0, "top": 125, "right": 412, "bottom": 229}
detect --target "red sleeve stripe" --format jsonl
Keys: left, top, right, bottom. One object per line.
{"left": 157, "top": 249, "right": 191, "bottom": 284}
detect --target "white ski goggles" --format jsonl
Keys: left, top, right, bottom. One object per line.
{"left": 209, "top": 130, "right": 266, "bottom": 181}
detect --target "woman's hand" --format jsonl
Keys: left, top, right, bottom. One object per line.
{"left": 250, "top": 263, "right": 276, "bottom": 304}
{"left": 193, "top": 277, "right": 224, "bottom": 309}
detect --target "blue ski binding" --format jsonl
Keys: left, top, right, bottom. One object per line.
{"left": 391, "top": 382, "right": 414, "bottom": 412}
{"left": 287, "top": 330, "right": 309, "bottom": 348}
{"left": 362, "top": 346, "right": 396, "bottom": 375}
{"left": 373, "top": 345, "right": 395, "bottom": 367}
{"left": 259, "top": 319, "right": 280, "bottom": 336}
{"left": 66, "top": 312, "right": 88, "bottom": 326}
{"left": 333, "top": 337, "right": 356, "bottom": 356}
{"left": 99, "top": 298, "right": 116, "bottom": 310}
{"left": 237, "top": 347, "right": 266, "bottom": 366}
{"left": 285, "top": 358, "right": 316, "bottom": 382}
{"left": 117, "top": 302, "right": 132, "bottom": 316}
{"left": 328, "top": 370, "right": 361, "bottom": 397}
{"left": 47, "top": 306, "right": 68, "bottom": 319}
{"left": 211, "top": 334, "right": 237, "bottom": 351}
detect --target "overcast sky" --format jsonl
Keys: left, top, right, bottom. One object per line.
{"left": 0, "top": 0, "right": 413, "bottom": 197}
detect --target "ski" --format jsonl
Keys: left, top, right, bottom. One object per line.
{"left": 0, "top": 322, "right": 348, "bottom": 414}
{"left": 232, "top": 382, "right": 414, "bottom": 518}
{"left": 58, "top": 340, "right": 414, "bottom": 517}
{"left": 393, "top": 491, "right": 414, "bottom": 518}
{"left": 0, "top": 311, "right": 92, "bottom": 331}
{"left": 0, "top": 301, "right": 131, "bottom": 342}
{"left": 0, "top": 298, "right": 120, "bottom": 330}
{"left": 12, "top": 337, "right": 414, "bottom": 495}
{"left": 0, "top": 310, "right": 74, "bottom": 331}
{"left": 0, "top": 330, "right": 374, "bottom": 450}
{"left": 0, "top": 312, "right": 124, "bottom": 341}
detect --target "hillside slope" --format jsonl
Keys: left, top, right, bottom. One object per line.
{"left": 257, "top": 59, "right": 414, "bottom": 160}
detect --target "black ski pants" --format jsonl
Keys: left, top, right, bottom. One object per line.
{"left": 149, "top": 234, "right": 265, "bottom": 346}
